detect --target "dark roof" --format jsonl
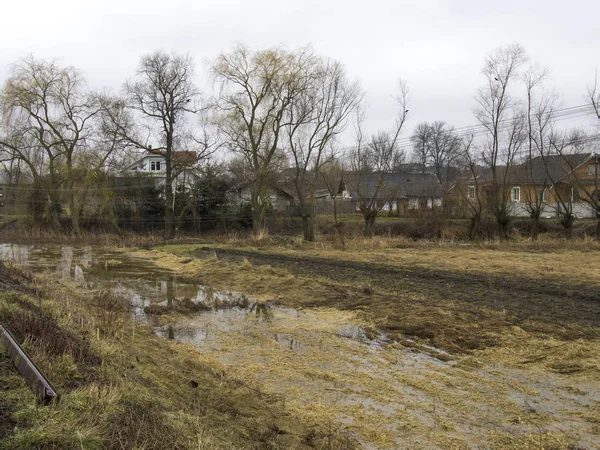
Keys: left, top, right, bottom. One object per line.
{"left": 508, "top": 153, "right": 592, "bottom": 185}
{"left": 345, "top": 172, "right": 443, "bottom": 200}
{"left": 459, "top": 153, "right": 593, "bottom": 186}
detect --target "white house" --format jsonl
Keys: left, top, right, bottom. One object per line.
{"left": 124, "top": 150, "right": 198, "bottom": 183}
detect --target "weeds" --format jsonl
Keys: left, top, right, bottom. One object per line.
{"left": 1, "top": 264, "right": 349, "bottom": 449}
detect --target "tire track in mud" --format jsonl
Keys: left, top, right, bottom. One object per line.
{"left": 195, "top": 247, "right": 600, "bottom": 335}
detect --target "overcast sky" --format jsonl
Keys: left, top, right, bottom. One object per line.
{"left": 2, "top": 0, "right": 599, "bottom": 152}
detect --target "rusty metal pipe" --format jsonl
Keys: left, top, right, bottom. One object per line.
{"left": 0, "top": 323, "right": 58, "bottom": 403}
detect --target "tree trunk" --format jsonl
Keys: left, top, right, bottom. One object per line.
{"left": 69, "top": 191, "right": 81, "bottom": 236}
{"left": 561, "top": 214, "right": 574, "bottom": 240}
{"left": 495, "top": 206, "right": 511, "bottom": 240}
{"left": 596, "top": 214, "right": 600, "bottom": 241}
{"left": 250, "top": 190, "right": 267, "bottom": 238}
{"left": 44, "top": 195, "right": 61, "bottom": 229}
{"left": 331, "top": 196, "right": 345, "bottom": 249}
{"left": 302, "top": 214, "right": 315, "bottom": 242}
{"left": 467, "top": 213, "right": 480, "bottom": 241}
{"left": 300, "top": 201, "right": 316, "bottom": 242}
{"left": 364, "top": 213, "right": 377, "bottom": 237}
{"left": 530, "top": 214, "right": 539, "bottom": 241}
{"left": 164, "top": 184, "right": 175, "bottom": 239}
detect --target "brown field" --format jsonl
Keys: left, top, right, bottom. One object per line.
{"left": 1, "top": 237, "right": 599, "bottom": 448}
{"left": 143, "top": 238, "right": 600, "bottom": 448}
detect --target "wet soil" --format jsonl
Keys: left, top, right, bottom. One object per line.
{"left": 195, "top": 247, "right": 600, "bottom": 348}
{"left": 2, "top": 244, "right": 598, "bottom": 448}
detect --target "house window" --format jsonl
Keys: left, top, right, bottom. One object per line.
{"left": 511, "top": 186, "right": 520, "bottom": 202}
{"left": 151, "top": 161, "right": 162, "bottom": 172}
{"left": 539, "top": 189, "right": 547, "bottom": 202}
{"left": 468, "top": 185, "right": 476, "bottom": 200}
{"left": 408, "top": 198, "right": 419, "bottom": 209}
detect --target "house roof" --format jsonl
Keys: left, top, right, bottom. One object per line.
{"left": 462, "top": 153, "right": 594, "bottom": 186}
{"left": 510, "top": 153, "right": 593, "bottom": 185}
{"left": 344, "top": 172, "right": 443, "bottom": 200}
{"left": 147, "top": 150, "right": 198, "bottom": 166}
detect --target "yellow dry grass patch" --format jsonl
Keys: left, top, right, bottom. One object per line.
{"left": 126, "top": 247, "right": 599, "bottom": 449}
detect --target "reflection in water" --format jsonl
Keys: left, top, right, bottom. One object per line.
{"left": 74, "top": 265, "right": 86, "bottom": 288}
{"left": 0, "top": 243, "right": 32, "bottom": 265}
{"left": 56, "top": 246, "right": 73, "bottom": 279}
{"left": 81, "top": 246, "right": 93, "bottom": 269}
{"left": 0, "top": 243, "right": 258, "bottom": 325}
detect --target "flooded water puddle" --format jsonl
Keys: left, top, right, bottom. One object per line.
{"left": 0, "top": 243, "right": 251, "bottom": 321}
{"left": 157, "top": 305, "right": 599, "bottom": 449}
{"left": 1, "top": 243, "right": 598, "bottom": 449}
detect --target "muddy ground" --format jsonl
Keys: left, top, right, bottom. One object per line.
{"left": 193, "top": 246, "right": 600, "bottom": 352}
{"left": 2, "top": 242, "right": 599, "bottom": 448}
{"left": 139, "top": 243, "right": 599, "bottom": 448}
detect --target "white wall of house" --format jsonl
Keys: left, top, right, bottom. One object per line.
{"left": 509, "top": 201, "right": 596, "bottom": 218}
{"left": 128, "top": 155, "right": 166, "bottom": 175}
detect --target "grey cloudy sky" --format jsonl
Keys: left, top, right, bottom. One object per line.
{"left": 2, "top": 0, "right": 599, "bottom": 148}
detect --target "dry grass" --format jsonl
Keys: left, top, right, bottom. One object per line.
{"left": 0, "top": 262, "right": 350, "bottom": 449}
{"left": 129, "top": 242, "right": 600, "bottom": 448}
{"left": 2, "top": 238, "right": 599, "bottom": 449}
{"left": 121, "top": 247, "right": 600, "bottom": 448}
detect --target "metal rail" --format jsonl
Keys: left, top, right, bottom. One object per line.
{"left": 0, "top": 323, "right": 59, "bottom": 403}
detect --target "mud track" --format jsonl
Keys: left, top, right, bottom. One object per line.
{"left": 195, "top": 247, "right": 600, "bottom": 346}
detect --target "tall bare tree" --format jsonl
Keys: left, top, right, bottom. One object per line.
{"left": 589, "top": 72, "right": 600, "bottom": 121}
{"left": 454, "top": 134, "right": 484, "bottom": 239}
{"left": 474, "top": 43, "right": 528, "bottom": 238}
{"left": 410, "top": 122, "right": 432, "bottom": 173}
{"left": 105, "top": 51, "right": 203, "bottom": 239}
{"left": 346, "top": 81, "right": 409, "bottom": 236}
{"left": 520, "top": 65, "right": 553, "bottom": 240}
{"left": 212, "top": 45, "right": 316, "bottom": 236}
{"left": 285, "top": 59, "right": 362, "bottom": 241}
{"left": 0, "top": 57, "right": 105, "bottom": 232}
{"left": 410, "top": 121, "right": 461, "bottom": 186}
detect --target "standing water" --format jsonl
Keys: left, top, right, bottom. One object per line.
{"left": 0, "top": 243, "right": 597, "bottom": 449}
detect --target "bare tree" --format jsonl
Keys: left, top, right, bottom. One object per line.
{"left": 589, "top": 71, "right": 600, "bottom": 121}
{"left": 410, "top": 122, "right": 432, "bottom": 173}
{"left": 520, "top": 65, "right": 553, "bottom": 240}
{"left": 346, "top": 81, "right": 409, "bottom": 236}
{"left": 104, "top": 51, "right": 205, "bottom": 239}
{"left": 454, "top": 135, "right": 484, "bottom": 240}
{"left": 212, "top": 45, "right": 315, "bottom": 237}
{"left": 285, "top": 59, "right": 362, "bottom": 241}
{"left": 410, "top": 121, "right": 461, "bottom": 186}
{"left": 547, "top": 130, "right": 600, "bottom": 239}
{"left": 0, "top": 57, "right": 106, "bottom": 232}
{"left": 586, "top": 74, "right": 600, "bottom": 237}
{"left": 545, "top": 131, "right": 590, "bottom": 239}
{"left": 321, "top": 158, "right": 347, "bottom": 248}
{"left": 474, "top": 43, "right": 528, "bottom": 238}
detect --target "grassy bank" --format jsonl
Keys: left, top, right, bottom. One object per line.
{"left": 0, "top": 262, "right": 349, "bottom": 449}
